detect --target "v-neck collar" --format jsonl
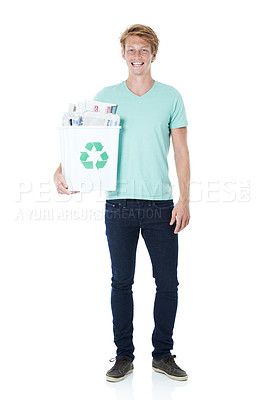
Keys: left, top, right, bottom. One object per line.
{"left": 123, "top": 80, "right": 157, "bottom": 99}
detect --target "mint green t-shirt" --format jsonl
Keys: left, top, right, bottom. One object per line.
{"left": 93, "top": 80, "right": 188, "bottom": 200}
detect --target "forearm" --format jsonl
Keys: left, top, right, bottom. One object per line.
{"left": 54, "top": 163, "right": 62, "bottom": 178}
{"left": 57, "top": 162, "right": 62, "bottom": 173}
{"left": 174, "top": 151, "right": 190, "bottom": 202}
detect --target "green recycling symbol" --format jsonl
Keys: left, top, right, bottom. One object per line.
{"left": 80, "top": 142, "right": 109, "bottom": 170}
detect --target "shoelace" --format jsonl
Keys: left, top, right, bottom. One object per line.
{"left": 109, "top": 357, "right": 131, "bottom": 366}
{"left": 163, "top": 355, "right": 179, "bottom": 368}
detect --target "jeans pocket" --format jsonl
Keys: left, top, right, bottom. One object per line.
{"left": 153, "top": 200, "right": 174, "bottom": 209}
{"left": 105, "top": 199, "right": 120, "bottom": 211}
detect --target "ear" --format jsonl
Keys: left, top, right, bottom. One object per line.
{"left": 121, "top": 48, "right": 126, "bottom": 60}
{"left": 151, "top": 53, "right": 157, "bottom": 63}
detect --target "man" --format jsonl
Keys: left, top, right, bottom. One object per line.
{"left": 54, "top": 24, "right": 190, "bottom": 382}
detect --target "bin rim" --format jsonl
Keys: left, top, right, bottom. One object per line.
{"left": 58, "top": 126, "right": 121, "bottom": 130}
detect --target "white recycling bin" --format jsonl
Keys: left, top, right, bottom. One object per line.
{"left": 59, "top": 126, "right": 121, "bottom": 191}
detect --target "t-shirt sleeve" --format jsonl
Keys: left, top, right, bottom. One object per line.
{"left": 169, "top": 91, "right": 188, "bottom": 129}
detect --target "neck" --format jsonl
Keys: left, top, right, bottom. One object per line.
{"left": 126, "top": 74, "right": 155, "bottom": 96}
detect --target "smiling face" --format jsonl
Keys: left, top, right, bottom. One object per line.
{"left": 121, "top": 35, "right": 157, "bottom": 77}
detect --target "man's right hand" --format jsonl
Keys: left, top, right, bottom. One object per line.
{"left": 54, "top": 164, "right": 79, "bottom": 195}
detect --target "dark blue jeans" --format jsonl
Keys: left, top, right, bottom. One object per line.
{"left": 105, "top": 199, "right": 179, "bottom": 361}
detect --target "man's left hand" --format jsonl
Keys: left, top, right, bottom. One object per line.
{"left": 169, "top": 199, "right": 190, "bottom": 234}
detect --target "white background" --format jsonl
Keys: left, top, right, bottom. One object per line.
{"left": 1, "top": 0, "right": 266, "bottom": 399}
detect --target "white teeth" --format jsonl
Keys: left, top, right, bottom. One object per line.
{"left": 132, "top": 63, "right": 144, "bottom": 65}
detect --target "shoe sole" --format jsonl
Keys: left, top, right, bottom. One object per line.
{"left": 152, "top": 367, "right": 188, "bottom": 381}
{"left": 106, "top": 369, "right": 134, "bottom": 382}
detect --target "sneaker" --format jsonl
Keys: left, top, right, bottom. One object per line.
{"left": 106, "top": 356, "right": 134, "bottom": 382}
{"left": 152, "top": 355, "right": 188, "bottom": 381}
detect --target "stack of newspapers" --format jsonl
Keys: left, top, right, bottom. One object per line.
{"left": 62, "top": 100, "right": 120, "bottom": 127}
